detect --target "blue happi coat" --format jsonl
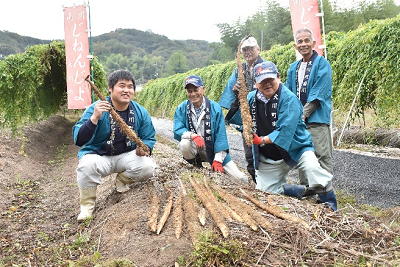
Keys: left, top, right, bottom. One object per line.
{"left": 285, "top": 54, "right": 332, "bottom": 125}
{"left": 173, "top": 99, "right": 232, "bottom": 166}
{"left": 72, "top": 97, "right": 156, "bottom": 159}
{"left": 227, "top": 84, "right": 314, "bottom": 169}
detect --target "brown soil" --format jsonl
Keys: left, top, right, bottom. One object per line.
{"left": 0, "top": 115, "right": 399, "bottom": 266}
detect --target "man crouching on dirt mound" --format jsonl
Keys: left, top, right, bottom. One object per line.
{"left": 173, "top": 75, "right": 248, "bottom": 182}
{"left": 226, "top": 61, "right": 338, "bottom": 211}
{"left": 72, "top": 69, "right": 156, "bottom": 222}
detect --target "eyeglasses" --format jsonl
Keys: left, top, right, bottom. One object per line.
{"left": 296, "top": 38, "right": 312, "bottom": 44}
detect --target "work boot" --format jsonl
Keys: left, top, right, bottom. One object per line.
{"left": 283, "top": 184, "right": 306, "bottom": 199}
{"left": 283, "top": 184, "right": 316, "bottom": 199}
{"left": 115, "top": 173, "right": 133, "bottom": 193}
{"left": 317, "top": 190, "right": 338, "bottom": 211}
{"left": 77, "top": 186, "right": 97, "bottom": 222}
{"left": 185, "top": 158, "right": 203, "bottom": 168}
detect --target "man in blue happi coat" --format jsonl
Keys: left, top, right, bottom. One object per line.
{"left": 174, "top": 75, "right": 247, "bottom": 182}
{"left": 227, "top": 61, "right": 337, "bottom": 211}
{"left": 285, "top": 28, "right": 335, "bottom": 200}
{"left": 72, "top": 70, "right": 156, "bottom": 222}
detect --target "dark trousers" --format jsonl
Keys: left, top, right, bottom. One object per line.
{"left": 242, "top": 133, "right": 255, "bottom": 182}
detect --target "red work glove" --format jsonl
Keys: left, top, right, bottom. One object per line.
{"left": 191, "top": 134, "right": 205, "bottom": 149}
{"left": 232, "top": 81, "right": 240, "bottom": 96}
{"left": 211, "top": 161, "right": 224, "bottom": 173}
{"left": 253, "top": 133, "right": 263, "bottom": 145}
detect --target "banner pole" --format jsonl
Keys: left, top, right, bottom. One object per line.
{"left": 318, "top": 0, "right": 328, "bottom": 59}
{"left": 87, "top": 0, "right": 95, "bottom": 103}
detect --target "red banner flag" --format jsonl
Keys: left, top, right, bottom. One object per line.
{"left": 64, "top": 5, "right": 92, "bottom": 109}
{"left": 289, "top": 0, "right": 323, "bottom": 58}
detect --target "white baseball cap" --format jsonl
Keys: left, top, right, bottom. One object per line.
{"left": 241, "top": 37, "right": 258, "bottom": 52}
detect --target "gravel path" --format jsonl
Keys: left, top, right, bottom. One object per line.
{"left": 152, "top": 117, "right": 400, "bottom": 209}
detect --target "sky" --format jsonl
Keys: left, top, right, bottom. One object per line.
{"left": 1, "top": 0, "right": 399, "bottom": 43}
{"left": 0, "top": 0, "right": 265, "bottom": 42}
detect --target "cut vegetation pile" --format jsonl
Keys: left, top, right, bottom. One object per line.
{"left": 147, "top": 166, "right": 400, "bottom": 266}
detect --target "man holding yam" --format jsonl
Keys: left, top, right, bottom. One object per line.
{"left": 226, "top": 61, "right": 338, "bottom": 211}
{"left": 72, "top": 69, "right": 156, "bottom": 222}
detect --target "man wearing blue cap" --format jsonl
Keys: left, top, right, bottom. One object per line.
{"left": 173, "top": 75, "right": 248, "bottom": 182}
{"left": 227, "top": 62, "right": 337, "bottom": 211}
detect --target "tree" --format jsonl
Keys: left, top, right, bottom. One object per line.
{"left": 256, "top": 0, "right": 292, "bottom": 50}
{"left": 217, "top": 0, "right": 400, "bottom": 58}
{"left": 217, "top": 19, "right": 246, "bottom": 57}
{"left": 164, "top": 51, "right": 189, "bottom": 77}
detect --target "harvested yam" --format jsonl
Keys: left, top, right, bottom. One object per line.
{"left": 240, "top": 188, "right": 310, "bottom": 230}
{"left": 212, "top": 185, "right": 259, "bottom": 231}
{"left": 183, "top": 194, "right": 202, "bottom": 244}
{"left": 203, "top": 178, "right": 242, "bottom": 222}
{"left": 85, "top": 76, "right": 150, "bottom": 154}
{"left": 269, "top": 194, "right": 310, "bottom": 230}
{"left": 220, "top": 201, "right": 243, "bottom": 223}
{"left": 236, "top": 36, "right": 254, "bottom": 146}
{"left": 200, "top": 178, "right": 232, "bottom": 222}
{"left": 189, "top": 177, "right": 229, "bottom": 238}
{"left": 198, "top": 207, "right": 206, "bottom": 226}
{"left": 147, "top": 185, "right": 159, "bottom": 233}
{"left": 178, "top": 178, "right": 187, "bottom": 196}
{"left": 157, "top": 187, "right": 174, "bottom": 234}
{"left": 173, "top": 188, "right": 184, "bottom": 239}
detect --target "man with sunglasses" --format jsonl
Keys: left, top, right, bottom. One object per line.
{"left": 219, "top": 36, "right": 266, "bottom": 183}
{"left": 285, "top": 28, "right": 335, "bottom": 206}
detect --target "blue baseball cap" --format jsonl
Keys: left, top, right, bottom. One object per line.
{"left": 254, "top": 61, "right": 279, "bottom": 83}
{"left": 185, "top": 75, "right": 204, "bottom": 88}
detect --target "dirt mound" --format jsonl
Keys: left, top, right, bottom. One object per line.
{"left": 1, "top": 115, "right": 399, "bottom": 266}
{"left": 335, "top": 125, "right": 400, "bottom": 148}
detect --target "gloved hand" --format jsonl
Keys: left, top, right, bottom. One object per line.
{"left": 191, "top": 134, "right": 205, "bottom": 149}
{"left": 252, "top": 133, "right": 263, "bottom": 145}
{"left": 211, "top": 161, "right": 224, "bottom": 173}
{"left": 233, "top": 81, "right": 241, "bottom": 96}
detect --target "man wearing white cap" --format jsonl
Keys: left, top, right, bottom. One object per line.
{"left": 228, "top": 61, "right": 338, "bottom": 211}
{"left": 219, "top": 36, "right": 265, "bottom": 183}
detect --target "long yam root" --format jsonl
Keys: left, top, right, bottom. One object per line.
{"left": 147, "top": 186, "right": 159, "bottom": 233}
{"left": 220, "top": 201, "right": 243, "bottom": 223}
{"left": 189, "top": 177, "right": 229, "bottom": 238}
{"left": 173, "top": 189, "right": 184, "bottom": 239}
{"left": 183, "top": 194, "right": 202, "bottom": 245}
{"left": 236, "top": 36, "right": 254, "bottom": 146}
{"left": 268, "top": 195, "right": 310, "bottom": 229}
{"left": 214, "top": 185, "right": 274, "bottom": 232}
{"left": 157, "top": 187, "right": 174, "bottom": 234}
{"left": 240, "top": 188, "right": 310, "bottom": 230}
{"left": 85, "top": 76, "right": 150, "bottom": 154}
{"left": 212, "top": 185, "right": 258, "bottom": 231}
{"left": 200, "top": 178, "right": 232, "bottom": 222}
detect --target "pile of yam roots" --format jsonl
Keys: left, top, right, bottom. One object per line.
{"left": 146, "top": 175, "right": 310, "bottom": 244}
